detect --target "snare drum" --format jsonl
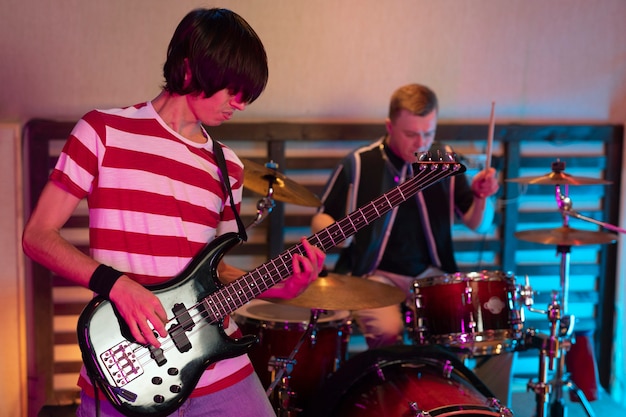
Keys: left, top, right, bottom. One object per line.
{"left": 233, "top": 300, "right": 351, "bottom": 410}
{"left": 410, "top": 270, "right": 523, "bottom": 356}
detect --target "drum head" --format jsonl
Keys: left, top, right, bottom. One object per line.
{"left": 303, "top": 345, "right": 499, "bottom": 417}
{"left": 416, "top": 270, "right": 514, "bottom": 288}
{"left": 233, "top": 299, "right": 349, "bottom": 330}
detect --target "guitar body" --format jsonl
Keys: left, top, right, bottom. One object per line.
{"left": 77, "top": 233, "right": 256, "bottom": 417}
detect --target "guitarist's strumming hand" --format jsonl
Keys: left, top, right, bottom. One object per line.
{"left": 109, "top": 275, "right": 168, "bottom": 348}
{"left": 260, "top": 237, "right": 325, "bottom": 299}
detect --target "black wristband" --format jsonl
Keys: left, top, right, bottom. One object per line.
{"left": 88, "top": 264, "right": 124, "bottom": 299}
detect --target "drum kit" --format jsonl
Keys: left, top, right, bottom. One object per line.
{"left": 232, "top": 158, "right": 622, "bottom": 417}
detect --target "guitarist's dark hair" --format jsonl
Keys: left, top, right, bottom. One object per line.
{"left": 163, "top": 8, "right": 268, "bottom": 104}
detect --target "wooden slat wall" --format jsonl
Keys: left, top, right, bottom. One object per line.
{"left": 23, "top": 119, "right": 622, "bottom": 413}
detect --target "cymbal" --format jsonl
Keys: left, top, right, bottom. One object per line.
{"left": 241, "top": 158, "right": 321, "bottom": 207}
{"left": 268, "top": 273, "right": 405, "bottom": 311}
{"left": 506, "top": 171, "right": 611, "bottom": 186}
{"left": 515, "top": 226, "right": 617, "bottom": 246}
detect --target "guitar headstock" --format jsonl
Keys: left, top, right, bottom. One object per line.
{"left": 414, "top": 149, "right": 466, "bottom": 174}
{"left": 415, "top": 150, "right": 459, "bottom": 163}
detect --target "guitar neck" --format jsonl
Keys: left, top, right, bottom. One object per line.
{"left": 207, "top": 159, "right": 464, "bottom": 317}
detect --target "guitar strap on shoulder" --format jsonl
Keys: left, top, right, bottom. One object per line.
{"left": 212, "top": 137, "right": 248, "bottom": 242}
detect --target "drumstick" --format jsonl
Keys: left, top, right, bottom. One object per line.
{"left": 486, "top": 101, "right": 495, "bottom": 169}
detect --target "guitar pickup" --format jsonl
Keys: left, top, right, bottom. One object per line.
{"left": 168, "top": 303, "right": 194, "bottom": 353}
{"left": 172, "top": 303, "right": 194, "bottom": 331}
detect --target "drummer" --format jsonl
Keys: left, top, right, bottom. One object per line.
{"left": 310, "top": 83, "right": 513, "bottom": 405}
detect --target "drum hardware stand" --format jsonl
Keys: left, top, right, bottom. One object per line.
{"left": 535, "top": 179, "right": 621, "bottom": 417}
{"left": 266, "top": 308, "right": 324, "bottom": 417}
{"left": 247, "top": 194, "right": 276, "bottom": 229}
{"left": 246, "top": 161, "right": 279, "bottom": 230}
{"left": 511, "top": 161, "right": 618, "bottom": 417}
{"left": 523, "top": 287, "right": 595, "bottom": 417}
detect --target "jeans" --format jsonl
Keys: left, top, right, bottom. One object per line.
{"left": 77, "top": 372, "right": 276, "bottom": 417}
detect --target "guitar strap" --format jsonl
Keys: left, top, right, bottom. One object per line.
{"left": 212, "top": 137, "right": 248, "bottom": 241}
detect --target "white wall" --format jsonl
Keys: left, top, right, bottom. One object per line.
{"left": 0, "top": 0, "right": 625, "bottom": 123}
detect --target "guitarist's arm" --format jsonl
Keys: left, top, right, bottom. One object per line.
{"left": 217, "top": 237, "right": 325, "bottom": 299}
{"left": 22, "top": 181, "right": 168, "bottom": 348}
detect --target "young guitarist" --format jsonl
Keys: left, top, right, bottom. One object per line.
{"left": 22, "top": 8, "right": 324, "bottom": 417}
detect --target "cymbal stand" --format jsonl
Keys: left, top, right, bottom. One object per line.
{"left": 523, "top": 289, "right": 581, "bottom": 417}
{"left": 246, "top": 161, "right": 279, "bottom": 230}
{"left": 266, "top": 309, "right": 324, "bottom": 417}
{"left": 247, "top": 195, "right": 276, "bottom": 229}
{"left": 555, "top": 184, "right": 573, "bottom": 313}
{"left": 534, "top": 184, "right": 595, "bottom": 417}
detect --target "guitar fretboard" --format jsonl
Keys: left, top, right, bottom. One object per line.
{"left": 202, "top": 159, "right": 464, "bottom": 321}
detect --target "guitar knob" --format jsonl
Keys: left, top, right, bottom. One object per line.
{"left": 154, "top": 395, "right": 165, "bottom": 403}
{"left": 152, "top": 376, "right": 163, "bottom": 385}
{"left": 170, "top": 385, "right": 182, "bottom": 393}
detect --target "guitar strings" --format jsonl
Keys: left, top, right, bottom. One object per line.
{"left": 127, "top": 161, "right": 461, "bottom": 371}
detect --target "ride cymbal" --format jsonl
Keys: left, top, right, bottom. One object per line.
{"left": 515, "top": 226, "right": 617, "bottom": 246}
{"left": 506, "top": 171, "right": 612, "bottom": 186}
{"left": 268, "top": 273, "right": 405, "bottom": 311}
{"left": 241, "top": 158, "right": 321, "bottom": 207}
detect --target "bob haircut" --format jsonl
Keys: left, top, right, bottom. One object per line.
{"left": 163, "top": 8, "right": 268, "bottom": 104}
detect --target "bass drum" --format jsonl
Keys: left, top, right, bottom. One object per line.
{"left": 303, "top": 345, "right": 512, "bottom": 417}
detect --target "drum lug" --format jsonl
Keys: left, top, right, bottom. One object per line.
{"left": 310, "top": 327, "right": 318, "bottom": 346}
{"left": 442, "top": 359, "right": 453, "bottom": 379}
{"left": 410, "top": 290, "right": 429, "bottom": 345}
{"left": 486, "top": 397, "right": 514, "bottom": 417}
{"left": 408, "top": 402, "right": 430, "bottom": 416}
{"left": 468, "top": 311, "right": 477, "bottom": 332}
{"left": 463, "top": 283, "right": 473, "bottom": 304}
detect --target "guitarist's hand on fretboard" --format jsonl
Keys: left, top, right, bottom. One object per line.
{"left": 109, "top": 275, "right": 169, "bottom": 347}
{"left": 259, "top": 237, "right": 325, "bottom": 299}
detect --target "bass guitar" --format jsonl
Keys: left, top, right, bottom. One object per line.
{"left": 77, "top": 154, "right": 465, "bottom": 416}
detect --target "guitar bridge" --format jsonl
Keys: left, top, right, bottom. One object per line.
{"left": 101, "top": 341, "right": 144, "bottom": 386}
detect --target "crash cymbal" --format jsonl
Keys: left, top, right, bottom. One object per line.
{"left": 241, "top": 158, "right": 321, "bottom": 207}
{"left": 268, "top": 273, "right": 405, "bottom": 311}
{"left": 515, "top": 226, "right": 617, "bottom": 246}
{"left": 506, "top": 171, "right": 612, "bottom": 186}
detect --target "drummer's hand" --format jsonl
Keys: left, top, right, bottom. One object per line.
{"left": 260, "top": 238, "right": 325, "bottom": 299}
{"left": 471, "top": 167, "right": 499, "bottom": 199}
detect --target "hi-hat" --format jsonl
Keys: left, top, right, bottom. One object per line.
{"left": 268, "top": 273, "right": 405, "bottom": 311}
{"left": 506, "top": 171, "right": 612, "bottom": 186}
{"left": 515, "top": 226, "right": 617, "bottom": 246}
{"left": 241, "top": 158, "right": 321, "bottom": 207}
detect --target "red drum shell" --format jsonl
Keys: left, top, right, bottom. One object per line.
{"left": 411, "top": 270, "right": 523, "bottom": 356}
{"left": 233, "top": 300, "right": 351, "bottom": 410}
{"left": 304, "top": 345, "right": 509, "bottom": 417}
